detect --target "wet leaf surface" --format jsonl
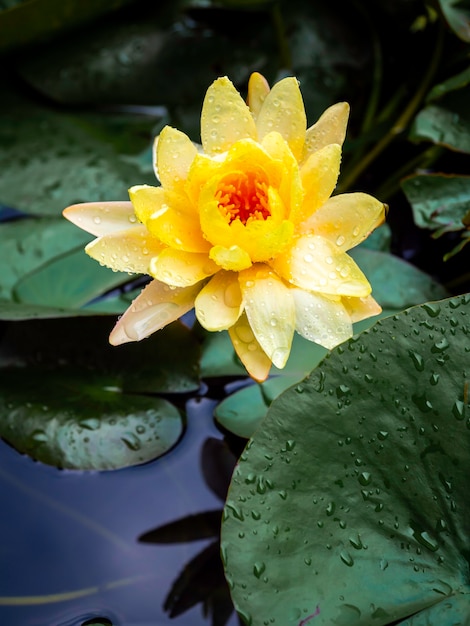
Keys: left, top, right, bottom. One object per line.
{"left": 0, "top": 369, "right": 183, "bottom": 470}
{"left": 0, "top": 317, "right": 200, "bottom": 469}
{"left": 222, "top": 293, "right": 470, "bottom": 625}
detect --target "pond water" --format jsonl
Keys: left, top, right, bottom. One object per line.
{"left": 0, "top": 392, "right": 242, "bottom": 626}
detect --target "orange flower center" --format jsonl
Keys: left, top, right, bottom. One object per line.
{"left": 215, "top": 170, "right": 270, "bottom": 225}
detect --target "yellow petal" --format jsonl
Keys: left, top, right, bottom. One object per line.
{"left": 228, "top": 312, "right": 272, "bottom": 382}
{"left": 149, "top": 249, "right": 218, "bottom": 287}
{"left": 63, "top": 201, "right": 137, "bottom": 237}
{"left": 342, "top": 294, "right": 382, "bottom": 323}
{"left": 291, "top": 288, "right": 352, "bottom": 349}
{"left": 209, "top": 245, "right": 252, "bottom": 271}
{"left": 129, "top": 185, "right": 166, "bottom": 224}
{"left": 303, "top": 102, "right": 350, "bottom": 161}
{"left": 247, "top": 72, "right": 270, "bottom": 120}
{"left": 271, "top": 234, "right": 371, "bottom": 297}
{"left": 261, "top": 131, "right": 303, "bottom": 221}
{"left": 302, "top": 192, "right": 386, "bottom": 251}
{"left": 109, "top": 280, "right": 201, "bottom": 345}
{"left": 85, "top": 226, "right": 165, "bottom": 274}
{"left": 201, "top": 77, "right": 257, "bottom": 155}
{"left": 239, "top": 264, "right": 295, "bottom": 369}
{"left": 129, "top": 185, "right": 208, "bottom": 252}
{"left": 195, "top": 270, "right": 243, "bottom": 331}
{"left": 155, "top": 126, "right": 198, "bottom": 191}
{"left": 296, "top": 143, "right": 341, "bottom": 224}
{"left": 256, "top": 76, "right": 306, "bottom": 161}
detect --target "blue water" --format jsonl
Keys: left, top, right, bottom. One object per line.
{"left": 0, "top": 395, "right": 239, "bottom": 626}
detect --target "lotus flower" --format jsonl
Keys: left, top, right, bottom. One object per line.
{"left": 64, "top": 73, "right": 385, "bottom": 381}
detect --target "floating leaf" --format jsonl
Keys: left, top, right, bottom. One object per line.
{"left": 427, "top": 66, "right": 470, "bottom": 102}
{"left": 0, "top": 0, "right": 137, "bottom": 53}
{"left": 402, "top": 174, "right": 470, "bottom": 234}
{"left": 436, "top": 0, "right": 470, "bottom": 41}
{"left": 13, "top": 247, "right": 131, "bottom": 310}
{"left": 350, "top": 248, "right": 448, "bottom": 310}
{"left": 0, "top": 217, "right": 90, "bottom": 300}
{"left": 0, "top": 369, "right": 183, "bottom": 470}
{"left": 0, "top": 316, "right": 200, "bottom": 469}
{"left": 222, "top": 293, "right": 470, "bottom": 625}
{"left": 0, "top": 298, "right": 104, "bottom": 320}
{"left": 411, "top": 103, "right": 470, "bottom": 153}
{"left": 0, "top": 109, "right": 158, "bottom": 217}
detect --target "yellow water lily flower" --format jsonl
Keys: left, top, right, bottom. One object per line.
{"left": 63, "top": 72, "right": 385, "bottom": 381}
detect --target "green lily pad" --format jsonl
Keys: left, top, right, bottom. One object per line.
{"left": 349, "top": 248, "right": 448, "bottom": 309}
{"left": 0, "top": 0, "right": 137, "bottom": 53}
{"left": 0, "top": 316, "right": 200, "bottom": 469}
{"left": 0, "top": 298, "right": 103, "bottom": 320}
{"left": 0, "top": 369, "right": 183, "bottom": 470}
{"left": 0, "top": 109, "right": 158, "bottom": 217}
{"left": 12, "top": 247, "right": 131, "bottom": 310}
{"left": 411, "top": 103, "right": 470, "bottom": 154}
{"left": 222, "top": 293, "right": 470, "bottom": 625}
{"left": 402, "top": 173, "right": 470, "bottom": 236}
{"left": 437, "top": 0, "right": 470, "bottom": 41}
{"left": 0, "top": 217, "right": 91, "bottom": 300}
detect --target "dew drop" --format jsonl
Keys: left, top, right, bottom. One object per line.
{"left": 121, "top": 432, "right": 141, "bottom": 451}
{"left": 339, "top": 550, "right": 354, "bottom": 567}
{"left": 408, "top": 350, "right": 425, "bottom": 371}
{"left": 253, "top": 561, "right": 266, "bottom": 578}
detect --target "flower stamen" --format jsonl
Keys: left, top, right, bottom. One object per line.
{"left": 216, "top": 171, "right": 270, "bottom": 225}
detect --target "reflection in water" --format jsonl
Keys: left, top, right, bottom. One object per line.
{"left": 0, "top": 395, "right": 243, "bottom": 626}
{"left": 139, "top": 438, "right": 243, "bottom": 626}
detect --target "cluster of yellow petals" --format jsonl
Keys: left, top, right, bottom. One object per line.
{"left": 63, "top": 72, "right": 385, "bottom": 381}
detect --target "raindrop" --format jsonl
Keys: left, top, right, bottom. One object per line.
{"left": 430, "top": 373, "right": 440, "bottom": 385}
{"left": 358, "top": 472, "right": 371, "bottom": 486}
{"left": 253, "top": 561, "right": 266, "bottom": 578}
{"left": 339, "top": 550, "right": 354, "bottom": 567}
{"left": 432, "top": 337, "right": 449, "bottom": 353}
{"left": 408, "top": 350, "right": 425, "bottom": 371}
{"left": 326, "top": 501, "right": 335, "bottom": 516}
{"left": 452, "top": 400, "right": 465, "bottom": 420}
{"left": 422, "top": 303, "right": 441, "bottom": 317}
{"left": 412, "top": 392, "right": 433, "bottom": 412}
{"left": 79, "top": 418, "right": 101, "bottom": 431}
{"left": 31, "top": 430, "right": 48, "bottom": 443}
{"left": 412, "top": 528, "right": 439, "bottom": 552}
{"left": 349, "top": 534, "right": 363, "bottom": 550}
{"left": 121, "top": 432, "right": 141, "bottom": 451}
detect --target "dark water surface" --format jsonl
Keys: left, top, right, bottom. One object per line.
{"left": 0, "top": 394, "right": 240, "bottom": 626}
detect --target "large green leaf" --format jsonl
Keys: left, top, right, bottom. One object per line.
{"left": 0, "top": 109, "right": 158, "bottom": 216}
{"left": 349, "top": 248, "right": 448, "bottom": 309}
{"left": 0, "top": 298, "right": 107, "bottom": 320}
{"left": 437, "top": 0, "right": 470, "bottom": 41}
{"left": 222, "top": 294, "right": 470, "bottom": 625}
{"left": 0, "top": 217, "right": 90, "bottom": 300}
{"left": 0, "top": 0, "right": 137, "bottom": 53}
{"left": 410, "top": 103, "right": 470, "bottom": 154}
{"left": 402, "top": 174, "right": 470, "bottom": 235}
{"left": 12, "top": 247, "right": 131, "bottom": 309}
